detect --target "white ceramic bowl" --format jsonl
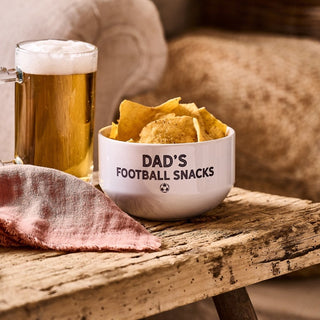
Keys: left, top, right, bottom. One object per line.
{"left": 98, "top": 126, "right": 235, "bottom": 220}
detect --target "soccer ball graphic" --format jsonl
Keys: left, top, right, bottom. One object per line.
{"left": 160, "top": 183, "right": 170, "bottom": 193}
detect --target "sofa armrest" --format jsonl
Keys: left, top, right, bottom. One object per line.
{"left": 0, "top": 0, "right": 167, "bottom": 166}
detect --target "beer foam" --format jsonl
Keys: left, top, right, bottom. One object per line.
{"left": 16, "top": 40, "right": 98, "bottom": 75}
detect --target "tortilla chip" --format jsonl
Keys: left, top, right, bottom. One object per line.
{"left": 193, "top": 118, "right": 211, "bottom": 142}
{"left": 198, "top": 107, "right": 227, "bottom": 139}
{"left": 109, "top": 122, "right": 118, "bottom": 139}
{"left": 116, "top": 98, "right": 181, "bottom": 141}
{"left": 154, "top": 97, "right": 182, "bottom": 113}
{"left": 109, "top": 97, "right": 227, "bottom": 143}
{"left": 139, "top": 116, "right": 197, "bottom": 144}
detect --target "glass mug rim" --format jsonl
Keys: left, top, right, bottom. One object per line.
{"left": 16, "top": 39, "right": 98, "bottom": 56}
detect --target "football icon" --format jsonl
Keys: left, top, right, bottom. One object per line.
{"left": 160, "top": 183, "right": 170, "bottom": 193}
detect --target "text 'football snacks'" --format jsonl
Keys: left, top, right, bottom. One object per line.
{"left": 109, "top": 97, "right": 227, "bottom": 144}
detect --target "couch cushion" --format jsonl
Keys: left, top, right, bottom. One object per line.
{"left": 0, "top": 0, "right": 167, "bottom": 167}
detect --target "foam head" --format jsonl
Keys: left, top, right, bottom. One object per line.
{"left": 15, "top": 40, "right": 98, "bottom": 75}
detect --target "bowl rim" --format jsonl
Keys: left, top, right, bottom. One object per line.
{"left": 99, "top": 125, "right": 235, "bottom": 147}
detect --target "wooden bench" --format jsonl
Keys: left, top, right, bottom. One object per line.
{"left": 1, "top": 187, "right": 320, "bottom": 319}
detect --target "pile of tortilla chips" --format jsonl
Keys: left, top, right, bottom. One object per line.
{"left": 109, "top": 97, "right": 227, "bottom": 144}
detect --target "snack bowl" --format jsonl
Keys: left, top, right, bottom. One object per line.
{"left": 98, "top": 126, "right": 235, "bottom": 220}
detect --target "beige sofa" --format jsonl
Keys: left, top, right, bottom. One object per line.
{"left": 135, "top": 1, "right": 320, "bottom": 204}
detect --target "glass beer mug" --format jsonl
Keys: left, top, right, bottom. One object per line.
{"left": 0, "top": 39, "right": 98, "bottom": 182}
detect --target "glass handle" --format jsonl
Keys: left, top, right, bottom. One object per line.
{"left": 0, "top": 66, "right": 19, "bottom": 167}
{"left": 0, "top": 160, "right": 16, "bottom": 166}
{"left": 0, "top": 67, "right": 17, "bottom": 83}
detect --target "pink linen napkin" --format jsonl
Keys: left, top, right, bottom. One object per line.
{"left": 0, "top": 165, "right": 161, "bottom": 252}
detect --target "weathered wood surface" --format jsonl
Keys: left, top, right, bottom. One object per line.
{"left": 1, "top": 187, "right": 320, "bottom": 320}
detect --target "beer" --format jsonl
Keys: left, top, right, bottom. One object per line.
{"left": 14, "top": 40, "right": 98, "bottom": 182}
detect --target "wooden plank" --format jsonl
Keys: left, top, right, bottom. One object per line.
{"left": 1, "top": 187, "right": 320, "bottom": 320}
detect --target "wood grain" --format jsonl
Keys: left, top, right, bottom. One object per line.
{"left": 1, "top": 187, "right": 320, "bottom": 319}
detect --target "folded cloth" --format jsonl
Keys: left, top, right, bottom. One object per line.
{"left": 0, "top": 165, "right": 161, "bottom": 252}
